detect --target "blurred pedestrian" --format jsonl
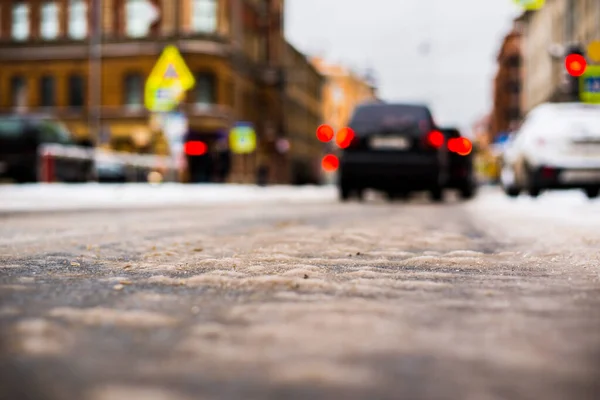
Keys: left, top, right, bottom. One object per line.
{"left": 214, "top": 139, "right": 231, "bottom": 183}
{"left": 257, "top": 165, "right": 269, "bottom": 186}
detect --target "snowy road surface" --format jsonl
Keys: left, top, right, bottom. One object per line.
{"left": 0, "top": 185, "right": 599, "bottom": 400}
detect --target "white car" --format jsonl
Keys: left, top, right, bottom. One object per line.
{"left": 500, "top": 102, "right": 600, "bottom": 199}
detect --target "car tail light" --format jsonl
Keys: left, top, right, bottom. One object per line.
{"left": 321, "top": 154, "right": 339, "bottom": 171}
{"left": 335, "top": 127, "right": 355, "bottom": 149}
{"left": 448, "top": 137, "right": 472, "bottom": 156}
{"left": 184, "top": 141, "right": 207, "bottom": 156}
{"left": 425, "top": 130, "right": 444, "bottom": 149}
{"left": 316, "top": 124, "right": 334, "bottom": 142}
{"left": 541, "top": 166, "right": 555, "bottom": 178}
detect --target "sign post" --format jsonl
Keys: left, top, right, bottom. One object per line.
{"left": 579, "top": 66, "right": 600, "bottom": 104}
{"left": 145, "top": 46, "right": 195, "bottom": 181}
{"left": 229, "top": 123, "right": 257, "bottom": 155}
{"left": 229, "top": 122, "right": 257, "bottom": 183}
{"left": 145, "top": 46, "right": 195, "bottom": 113}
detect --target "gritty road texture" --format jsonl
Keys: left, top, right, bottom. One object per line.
{"left": 1, "top": 191, "right": 599, "bottom": 400}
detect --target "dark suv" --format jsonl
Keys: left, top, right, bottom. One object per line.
{"left": 0, "top": 115, "right": 94, "bottom": 183}
{"left": 338, "top": 102, "right": 448, "bottom": 202}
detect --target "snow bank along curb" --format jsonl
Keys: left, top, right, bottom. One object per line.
{"left": 0, "top": 184, "right": 338, "bottom": 212}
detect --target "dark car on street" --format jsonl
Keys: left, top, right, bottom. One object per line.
{"left": 338, "top": 102, "right": 448, "bottom": 202}
{"left": 441, "top": 127, "right": 477, "bottom": 199}
{"left": 0, "top": 114, "right": 94, "bottom": 183}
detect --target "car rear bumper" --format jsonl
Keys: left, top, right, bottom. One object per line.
{"left": 339, "top": 152, "right": 442, "bottom": 190}
{"left": 533, "top": 166, "right": 600, "bottom": 189}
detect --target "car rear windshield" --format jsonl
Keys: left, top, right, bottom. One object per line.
{"left": 349, "top": 104, "right": 432, "bottom": 135}
{"left": 531, "top": 108, "right": 600, "bottom": 138}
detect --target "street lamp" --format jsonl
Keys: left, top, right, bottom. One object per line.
{"left": 89, "top": 0, "right": 102, "bottom": 147}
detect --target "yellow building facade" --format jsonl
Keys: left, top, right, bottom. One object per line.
{"left": 0, "top": 0, "right": 318, "bottom": 184}
{"left": 283, "top": 43, "right": 324, "bottom": 184}
{"left": 521, "top": 0, "right": 600, "bottom": 114}
{"left": 310, "top": 57, "right": 377, "bottom": 133}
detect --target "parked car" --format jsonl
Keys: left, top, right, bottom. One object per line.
{"left": 500, "top": 102, "right": 600, "bottom": 199}
{"left": 95, "top": 154, "right": 127, "bottom": 183}
{"left": 338, "top": 102, "right": 448, "bottom": 202}
{"left": 0, "top": 114, "right": 94, "bottom": 183}
{"left": 441, "top": 127, "right": 477, "bottom": 199}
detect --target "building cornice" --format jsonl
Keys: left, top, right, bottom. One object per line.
{"left": 0, "top": 35, "right": 232, "bottom": 61}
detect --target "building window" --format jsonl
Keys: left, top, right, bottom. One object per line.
{"left": 506, "top": 80, "right": 521, "bottom": 94}
{"left": 68, "top": 74, "right": 85, "bottom": 108}
{"left": 191, "top": 0, "right": 217, "bottom": 33}
{"left": 195, "top": 72, "right": 216, "bottom": 105}
{"left": 506, "top": 108, "right": 520, "bottom": 121}
{"left": 125, "top": 0, "right": 157, "bottom": 38}
{"left": 506, "top": 55, "right": 521, "bottom": 68}
{"left": 332, "top": 84, "right": 344, "bottom": 104}
{"left": 40, "top": 2, "right": 59, "bottom": 40}
{"left": 40, "top": 76, "right": 56, "bottom": 107}
{"left": 124, "top": 73, "right": 143, "bottom": 107}
{"left": 69, "top": 0, "right": 87, "bottom": 39}
{"left": 12, "top": 3, "right": 30, "bottom": 41}
{"left": 10, "top": 76, "right": 27, "bottom": 108}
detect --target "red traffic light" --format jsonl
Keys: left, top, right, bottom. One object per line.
{"left": 335, "top": 127, "right": 355, "bottom": 149}
{"left": 321, "top": 154, "right": 339, "bottom": 171}
{"left": 565, "top": 54, "right": 587, "bottom": 76}
{"left": 184, "top": 141, "right": 207, "bottom": 156}
{"left": 316, "top": 124, "right": 334, "bottom": 142}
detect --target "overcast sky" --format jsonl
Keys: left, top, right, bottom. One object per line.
{"left": 285, "top": 0, "right": 522, "bottom": 132}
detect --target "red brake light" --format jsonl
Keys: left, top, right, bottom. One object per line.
{"left": 316, "top": 124, "right": 334, "bottom": 142}
{"left": 335, "top": 127, "right": 355, "bottom": 149}
{"left": 185, "top": 141, "right": 207, "bottom": 156}
{"left": 321, "top": 154, "right": 339, "bottom": 171}
{"left": 448, "top": 137, "right": 472, "bottom": 156}
{"left": 426, "top": 130, "right": 444, "bottom": 148}
{"left": 541, "top": 166, "right": 555, "bottom": 178}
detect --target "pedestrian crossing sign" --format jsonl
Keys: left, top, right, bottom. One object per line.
{"left": 145, "top": 46, "right": 195, "bottom": 112}
{"left": 580, "top": 66, "right": 600, "bottom": 104}
{"left": 230, "top": 123, "right": 257, "bottom": 154}
{"left": 164, "top": 64, "right": 179, "bottom": 79}
{"left": 513, "top": 0, "right": 544, "bottom": 10}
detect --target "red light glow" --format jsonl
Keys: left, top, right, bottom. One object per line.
{"left": 448, "top": 137, "right": 472, "bottom": 156}
{"left": 565, "top": 54, "right": 587, "bottom": 76}
{"left": 321, "top": 154, "right": 339, "bottom": 171}
{"left": 335, "top": 127, "right": 355, "bottom": 149}
{"left": 316, "top": 124, "right": 334, "bottom": 142}
{"left": 427, "top": 130, "right": 445, "bottom": 148}
{"left": 185, "top": 141, "right": 208, "bottom": 156}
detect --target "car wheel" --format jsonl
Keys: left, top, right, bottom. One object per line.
{"left": 430, "top": 186, "right": 444, "bottom": 202}
{"left": 584, "top": 187, "right": 599, "bottom": 199}
{"left": 339, "top": 185, "right": 351, "bottom": 202}
{"left": 16, "top": 169, "right": 37, "bottom": 184}
{"left": 459, "top": 183, "right": 475, "bottom": 200}
{"left": 356, "top": 188, "right": 365, "bottom": 202}
{"left": 385, "top": 191, "right": 396, "bottom": 202}
{"left": 527, "top": 186, "right": 541, "bottom": 198}
{"left": 503, "top": 186, "right": 520, "bottom": 197}
{"left": 525, "top": 165, "right": 542, "bottom": 198}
